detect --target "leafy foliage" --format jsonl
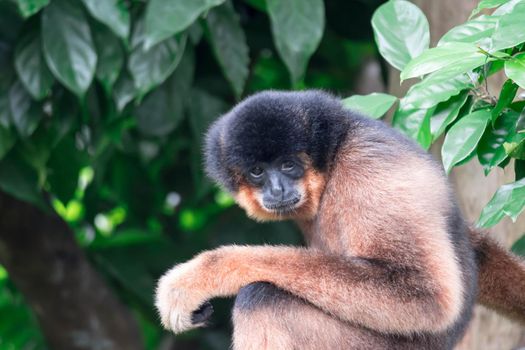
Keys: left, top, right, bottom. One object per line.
{"left": 0, "top": 0, "right": 380, "bottom": 348}
{"left": 369, "top": 0, "right": 525, "bottom": 228}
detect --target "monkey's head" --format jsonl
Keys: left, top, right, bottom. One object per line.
{"left": 204, "top": 90, "right": 350, "bottom": 221}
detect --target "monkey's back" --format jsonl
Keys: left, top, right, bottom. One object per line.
{"left": 306, "top": 112, "right": 478, "bottom": 349}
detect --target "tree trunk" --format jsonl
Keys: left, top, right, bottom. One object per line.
{"left": 0, "top": 191, "right": 144, "bottom": 350}
{"left": 388, "top": 1, "right": 525, "bottom": 349}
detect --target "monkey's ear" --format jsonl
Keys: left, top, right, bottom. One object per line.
{"left": 204, "top": 117, "right": 236, "bottom": 192}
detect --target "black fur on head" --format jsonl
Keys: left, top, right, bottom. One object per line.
{"left": 204, "top": 90, "right": 353, "bottom": 192}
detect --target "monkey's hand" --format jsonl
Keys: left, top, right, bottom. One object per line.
{"left": 155, "top": 253, "right": 216, "bottom": 334}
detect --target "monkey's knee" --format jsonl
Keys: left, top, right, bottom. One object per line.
{"left": 232, "top": 282, "right": 295, "bottom": 350}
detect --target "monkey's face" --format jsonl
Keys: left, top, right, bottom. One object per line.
{"left": 234, "top": 155, "right": 326, "bottom": 222}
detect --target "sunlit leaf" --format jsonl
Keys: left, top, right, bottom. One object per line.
{"left": 341, "top": 93, "right": 397, "bottom": 119}
{"left": 470, "top": 0, "right": 510, "bottom": 17}
{"left": 491, "top": 2, "right": 525, "bottom": 50}
{"left": 206, "top": 2, "right": 249, "bottom": 98}
{"left": 267, "top": 0, "right": 325, "bottom": 84}
{"left": 400, "top": 43, "right": 487, "bottom": 81}
{"left": 371, "top": 0, "right": 429, "bottom": 71}
{"left": 505, "top": 52, "right": 525, "bottom": 89}
{"left": 144, "top": 0, "right": 224, "bottom": 49}
{"left": 81, "top": 0, "right": 130, "bottom": 40}
{"left": 478, "top": 177, "right": 525, "bottom": 227}
{"left": 41, "top": 0, "right": 97, "bottom": 97}
{"left": 392, "top": 100, "right": 435, "bottom": 149}
{"left": 442, "top": 109, "right": 491, "bottom": 173}
{"left": 403, "top": 65, "right": 474, "bottom": 109}
{"left": 430, "top": 93, "right": 470, "bottom": 141}
{"left": 438, "top": 15, "right": 497, "bottom": 48}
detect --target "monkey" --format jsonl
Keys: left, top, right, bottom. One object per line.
{"left": 155, "top": 90, "right": 525, "bottom": 349}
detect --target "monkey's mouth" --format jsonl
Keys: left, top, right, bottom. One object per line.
{"left": 263, "top": 196, "right": 301, "bottom": 214}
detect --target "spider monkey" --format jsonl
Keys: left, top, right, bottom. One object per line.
{"left": 156, "top": 91, "right": 525, "bottom": 349}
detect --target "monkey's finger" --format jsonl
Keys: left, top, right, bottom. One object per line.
{"left": 191, "top": 301, "right": 214, "bottom": 325}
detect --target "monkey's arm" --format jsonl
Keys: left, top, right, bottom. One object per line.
{"left": 156, "top": 245, "right": 461, "bottom": 335}
{"left": 469, "top": 229, "right": 525, "bottom": 323}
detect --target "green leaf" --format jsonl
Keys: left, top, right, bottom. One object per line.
{"left": 477, "top": 110, "right": 520, "bottom": 175}
{"left": 113, "top": 71, "right": 137, "bottom": 112}
{"left": 371, "top": 0, "right": 430, "bottom": 71}
{"left": 403, "top": 65, "right": 475, "bottom": 109}
{"left": 341, "top": 93, "right": 397, "bottom": 119}
{"left": 14, "top": 0, "right": 49, "bottom": 17}
{"left": 491, "top": 2, "right": 525, "bottom": 51}
{"left": 41, "top": 0, "right": 97, "bottom": 97}
{"left": 511, "top": 234, "right": 525, "bottom": 256}
{"left": 128, "top": 18, "right": 187, "bottom": 96}
{"left": 92, "top": 22, "right": 124, "bottom": 93}
{"left": 0, "top": 151, "right": 44, "bottom": 208}
{"left": 505, "top": 52, "right": 525, "bottom": 89}
{"left": 438, "top": 15, "right": 497, "bottom": 48}
{"left": 267, "top": 0, "right": 325, "bottom": 84}
{"left": 134, "top": 49, "right": 194, "bottom": 137}
{"left": 206, "top": 2, "right": 249, "bottom": 98}
{"left": 392, "top": 100, "right": 435, "bottom": 150}
{"left": 8, "top": 81, "right": 42, "bottom": 138}
{"left": 503, "top": 132, "right": 525, "bottom": 159}
{"left": 478, "top": 177, "right": 525, "bottom": 227}
{"left": 516, "top": 159, "right": 525, "bottom": 180}
{"left": 470, "top": 0, "right": 510, "bottom": 17}
{"left": 14, "top": 31, "right": 54, "bottom": 100}
{"left": 492, "top": 79, "right": 519, "bottom": 124}
{"left": 441, "top": 109, "right": 491, "bottom": 173}
{"left": 400, "top": 43, "right": 487, "bottom": 81}
{"left": 0, "top": 125, "right": 16, "bottom": 160}
{"left": 47, "top": 136, "right": 87, "bottom": 204}
{"left": 144, "top": 0, "right": 224, "bottom": 49}
{"left": 493, "top": 0, "right": 523, "bottom": 15}
{"left": 430, "top": 93, "right": 470, "bottom": 141}
{"left": 81, "top": 0, "right": 130, "bottom": 40}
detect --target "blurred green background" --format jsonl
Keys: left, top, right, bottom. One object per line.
{"left": 0, "top": 0, "right": 387, "bottom": 349}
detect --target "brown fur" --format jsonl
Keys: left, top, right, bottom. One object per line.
{"left": 468, "top": 228, "right": 525, "bottom": 323}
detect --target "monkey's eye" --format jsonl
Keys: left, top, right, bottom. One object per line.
{"left": 250, "top": 166, "right": 264, "bottom": 178}
{"left": 281, "top": 161, "right": 295, "bottom": 171}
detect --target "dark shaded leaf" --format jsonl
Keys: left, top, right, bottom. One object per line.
{"left": 267, "top": 0, "right": 325, "bottom": 84}
{"left": 14, "top": 31, "right": 54, "bottom": 100}
{"left": 92, "top": 22, "right": 124, "bottom": 93}
{"left": 516, "top": 159, "right": 525, "bottom": 180}
{"left": 371, "top": 0, "right": 429, "bottom": 71}
{"left": 14, "top": 0, "right": 49, "bottom": 17}
{"left": 478, "top": 109, "right": 520, "bottom": 175}
{"left": 113, "top": 71, "right": 137, "bottom": 112}
{"left": 0, "top": 125, "right": 16, "bottom": 160}
{"left": 81, "top": 0, "right": 130, "bottom": 40}
{"left": 144, "top": 0, "right": 224, "bottom": 48}
{"left": 512, "top": 234, "right": 525, "bottom": 256}
{"left": 0, "top": 151, "right": 44, "bottom": 208}
{"left": 41, "top": 0, "right": 97, "bottom": 97}
{"left": 206, "top": 2, "right": 249, "bottom": 98}
{"left": 47, "top": 136, "right": 87, "bottom": 203}
{"left": 9, "top": 80, "right": 42, "bottom": 138}
{"left": 128, "top": 18, "right": 187, "bottom": 96}
{"left": 492, "top": 79, "right": 519, "bottom": 125}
